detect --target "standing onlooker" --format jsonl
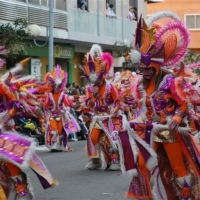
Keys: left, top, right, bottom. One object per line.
{"left": 108, "top": 4, "right": 117, "bottom": 18}
{"left": 127, "top": 6, "right": 136, "bottom": 21}
{"left": 77, "top": 0, "right": 81, "bottom": 9}
{"left": 105, "top": 3, "right": 110, "bottom": 17}
{"left": 78, "top": 0, "right": 89, "bottom": 12}
{"left": 133, "top": 7, "right": 138, "bottom": 21}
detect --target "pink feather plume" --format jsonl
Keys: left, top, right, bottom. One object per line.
{"left": 101, "top": 52, "right": 114, "bottom": 73}
{"left": 155, "top": 21, "right": 190, "bottom": 67}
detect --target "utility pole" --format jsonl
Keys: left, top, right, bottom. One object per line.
{"left": 48, "top": 0, "right": 54, "bottom": 71}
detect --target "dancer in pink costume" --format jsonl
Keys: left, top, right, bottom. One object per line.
{"left": 80, "top": 44, "right": 123, "bottom": 170}
{"left": 39, "top": 65, "right": 80, "bottom": 152}
{"left": 0, "top": 56, "right": 57, "bottom": 200}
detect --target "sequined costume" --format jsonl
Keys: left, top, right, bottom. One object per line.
{"left": 117, "top": 11, "right": 200, "bottom": 199}
{"left": 112, "top": 70, "right": 157, "bottom": 199}
{"left": 80, "top": 44, "right": 122, "bottom": 170}
{"left": 0, "top": 58, "right": 57, "bottom": 200}
{"left": 41, "top": 65, "right": 80, "bottom": 152}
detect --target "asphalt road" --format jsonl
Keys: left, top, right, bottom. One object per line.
{"left": 9, "top": 141, "right": 131, "bottom": 200}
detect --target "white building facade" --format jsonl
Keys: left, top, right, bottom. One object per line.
{"left": 0, "top": 0, "right": 162, "bottom": 85}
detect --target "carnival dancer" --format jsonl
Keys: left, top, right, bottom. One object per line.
{"left": 112, "top": 70, "right": 143, "bottom": 121}
{"left": 79, "top": 44, "right": 127, "bottom": 171}
{"left": 112, "top": 69, "right": 158, "bottom": 199}
{"left": 41, "top": 65, "right": 80, "bottom": 152}
{"left": 171, "top": 61, "right": 200, "bottom": 131}
{"left": 0, "top": 58, "right": 57, "bottom": 200}
{"left": 124, "top": 11, "right": 200, "bottom": 199}
{"left": 0, "top": 59, "right": 45, "bottom": 127}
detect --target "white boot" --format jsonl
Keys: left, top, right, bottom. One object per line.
{"left": 108, "top": 150, "right": 121, "bottom": 171}
{"left": 108, "top": 163, "right": 121, "bottom": 171}
{"left": 50, "top": 131, "right": 62, "bottom": 151}
{"left": 86, "top": 158, "right": 102, "bottom": 170}
{"left": 175, "top": 174, "right": 193, "bottom": 200}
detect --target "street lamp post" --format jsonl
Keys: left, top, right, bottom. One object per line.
{"left": 48, "top": 0, "right": 54, "bottom": 71}
{"left": 28, "top": 0, "right": 54, "bottom": 72}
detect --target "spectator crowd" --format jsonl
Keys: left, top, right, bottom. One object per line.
{"left": 77, "top": 1, "right": 137, "bottom": 21}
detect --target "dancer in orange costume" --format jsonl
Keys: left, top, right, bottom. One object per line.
{"left": 0, "top": 58, "right": 57, "bottom": 200}
{"left": 0, "top": 57, "right": 44, "bottom": 126}
{"left": 120, "top": 11, "right": 200, "bottom": 199}
{"left": 42, "top": 65, "right": 80, "bottom": 152}
{"left": 112, "top": 70, "right": 157, "bottom": 199}
{"left": 80, "top": 44, "right": 122, "bottom": 170}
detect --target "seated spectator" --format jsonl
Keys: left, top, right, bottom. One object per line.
{"left": 108, "top": 4, "right": 117, "bottom": 18}
{"left": 75, "top": 110, "right": 88, "bottom": 140}
{"left": 23, "top": 118, "right": 45, "bottom": 145}
{"left": 66, "top": 83, "right": 77, "bottom": 95}
{"left": 69, "top": 133, "right": 78, "bottom": 141}
{"left": 81, "top": 108, "right": 93, "bottom": 129}
{"left": 72, "top": 85, "right": 80, "bottom": 96}
{"left": 68, "top": 107, "right": 78, "bottom": 142}
{"left": 15, "top": 118, "right": 26, "bottom": 133}
{"left": 79, "top": 86, "right": 86, "bottom": 95}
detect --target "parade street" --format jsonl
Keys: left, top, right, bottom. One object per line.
{"left": 12, "top": 141, "right": 130, "bottom": 200}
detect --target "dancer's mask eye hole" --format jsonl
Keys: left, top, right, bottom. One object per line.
{"left": 136, "top": 66, "right": 155, "bottom": 77}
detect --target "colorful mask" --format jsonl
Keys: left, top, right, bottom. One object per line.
{"left": 44, "top": 65, "right": 68, "bottom": 93}
{"left": 130, "top": 11, "right": 190, "bottom": 76}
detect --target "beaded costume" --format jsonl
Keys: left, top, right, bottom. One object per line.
{"left": 80, "top": 44, "right": 122, "bottom": 170}
{"left": 41, "top": 65, "right": 80, "bottom": 152}
{"left": 117, "top": 11, "right": 200, "bottom": 200}
{"left": 0, "top": 56, "right": 57, "bottom": 200}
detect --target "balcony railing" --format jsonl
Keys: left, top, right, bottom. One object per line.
{"left": 68, "top": 9, "right": 137, "bottom": 43}
{"left": 0, "top": 0, "right": 136, "bottom": 44}
{"left": 0, "top": 1, "right": 68, "bottom": 30}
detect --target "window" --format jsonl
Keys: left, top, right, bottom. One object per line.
{"left": 196, "top": 15, "right": 200, "bottom": 29}
{"left": 99, "top": 0, "right": 105, "bottom": 14}
{"left": 106, "top": 0, "right": 116, "bottom": 11}
{"left": 129, "top": 0, "right": 137, "bottom": 7}
{"left": 55, "top": 0, "right": 66, "bottom": 10}
{"left": 28, "top": 0, "right": 40, "bottom": 5}
{"left": 28, "top": 0, "right": 67, "bottom": 10}
{"left": 107, "top": 0, "right": 116, "bottom": 5}
{"left": 28, "top": 0, "right": 48, "bottom": 6}
{"left": 185, "top": 14, "right": 200, "bottom": 29}
{"left": 41, "top": 0, "right": 47, "bottom": 6}
{"left": 106, "top": 0, "right": 117, "bottom": 17}
{"left": 16, "top": 0, "right": 26, "bottom": 2}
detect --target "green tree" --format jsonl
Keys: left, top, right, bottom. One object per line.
{"left": 184, "top": 50, "right": 200, "bottom": 75}
{"left": 113, "top": 41, "right": 132, "bottom": 58}
{"left": 0, "top": 18, "right": 30, "bottom": 60}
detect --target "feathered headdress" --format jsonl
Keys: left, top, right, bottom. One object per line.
{"left": 44, "top": 64, "right": 68, "bottom": 91}
{"left": 1, "top": 57, "right": 32, "bottom": 92}
{"left": 79, "top": 44, "right": 114, "bottom": 83}
{"left": 130, "top": 11, "right": 190, "bottom": 74}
